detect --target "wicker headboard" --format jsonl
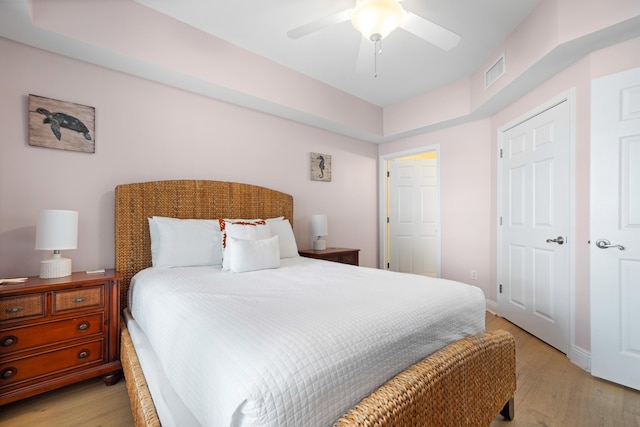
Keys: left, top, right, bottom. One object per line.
{"left": 114, "top": 180, "right": 294, "bottom": 310}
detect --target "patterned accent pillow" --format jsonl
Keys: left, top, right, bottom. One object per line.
{"left": 219, "top": 219, "right": 271, "bottom": 271}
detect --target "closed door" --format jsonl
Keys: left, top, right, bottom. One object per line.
{"left": 389, "top": 158, "right": 439, "bottom": 276}
{"left": 498, "top": 97, "right": 572, "bottom": 353}
{"left": 591, "top": 67, "right": 640, "bottom": 391}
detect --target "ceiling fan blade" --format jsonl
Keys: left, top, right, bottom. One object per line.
{"left": 402, "top": 11, "right": 461, "bottom": 51}
{"left": 287, "top": 9, "right": 352, "bottom": 39}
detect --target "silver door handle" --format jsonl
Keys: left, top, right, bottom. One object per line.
{"left": 546, "top": 236, "right": 565, "bottom": 245}
{"left": 595, "top": 239, "right": 625, "bottom": 251}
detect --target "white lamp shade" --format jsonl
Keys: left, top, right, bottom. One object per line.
{"left": 310, "top": 214, "right": 328, "bottom": 237}
{"left": 351, "top": 0, "right": 406, "bottom": 40}
{"left": 35, "top": 209, "right": 78, "bottom": 250}
{"left": 310, "top": 214, "right": 328, "bottom": 251}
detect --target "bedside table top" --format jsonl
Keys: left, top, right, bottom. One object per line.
{"left": 299, "top": 248, "right": 359, "bottom": 256}
{"left": 0, "top": 269, "right": 121, "bottom": 293}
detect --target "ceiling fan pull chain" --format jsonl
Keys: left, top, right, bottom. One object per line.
{"left": 373, "top": 37, "right": 382, "bottom": 78}
{"left": 373, "top": 45, "right": 378, "bottom": 78}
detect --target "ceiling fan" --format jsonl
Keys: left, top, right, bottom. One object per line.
{"left": 287, "top": 0, "right": 461, "bottom": 76}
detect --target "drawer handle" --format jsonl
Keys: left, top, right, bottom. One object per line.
{"left": 1, "top": 367, "right": 17, "bottom": 380}
{"left": 5, "top": 306, "right": 24, "bottom": 314}
{"left": 77, "top": 349, "right": 90, "bottom": 360}
{"left": 1, "top": 335, "right": 18, "bottom": 347}
{"left": 72, "top": 297, "right": 87, "bottom": 303}
{"left": 77, "top": 322, "right": 90, "bottom": 332}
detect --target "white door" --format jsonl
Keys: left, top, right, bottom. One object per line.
{"left": 591, "top": 67, "right": 640, "bottom": 391}
{"left": 389, "top": 158, "right": 439, "bottom": 276}
{"left": 498, "top": 97, "right": 572, "bottom": 354}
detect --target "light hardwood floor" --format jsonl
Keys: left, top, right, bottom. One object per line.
{"left": 0, "top": 376, "right": 133, "bottom": 426}
{"left": 1, "top": 313, "right": 639, "bottom": 426}
{"left": 486, "top": 313, "right": 640, "bottom": 427}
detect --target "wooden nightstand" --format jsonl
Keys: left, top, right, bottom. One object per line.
{"left": 0, "top": 270, "right": 122, "bottom": 405}
{"left": 299, "top": 248, "right": 360, "bottom": 266}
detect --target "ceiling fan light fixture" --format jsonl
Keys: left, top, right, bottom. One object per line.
{"left": 351, "top": 0, "right": 406, "bottom": 41}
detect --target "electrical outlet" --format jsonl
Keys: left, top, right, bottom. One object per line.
{"left": 471, "top": 269, "right": 478, "bottom": 280}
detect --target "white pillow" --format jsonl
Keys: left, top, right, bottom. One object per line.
{"left": 149, "top": 217, "right": 222, "bottom": 268}
{"left": 226, "top": 216, "right": 284, "bottom": 223}
{"left": 266, "top": 218, "right": 299, "bottom": 258}
{"left": 221, "top": 219, "right": 272, "bottom": 271}
{"left": 227, "top": 235, "right": 280, "bottom": 273}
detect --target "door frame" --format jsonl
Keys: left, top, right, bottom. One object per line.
{"left": 496, "top": 89, "right": 579, "bottom": 362}
{"left": 379, "top": 145, "right": 441, "bottom": 274}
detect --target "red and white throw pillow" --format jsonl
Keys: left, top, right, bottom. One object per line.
{"left": 219, "top": 219, "right": 271, "bottom": 271}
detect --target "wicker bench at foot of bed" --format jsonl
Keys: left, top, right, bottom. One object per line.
{"left": 334, "top": 329, "right": 516, "bottom": 427}
{"left": 121, "top": 321, "right": 515, "bottom": 427}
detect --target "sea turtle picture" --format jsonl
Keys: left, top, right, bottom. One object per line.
{"left": 36, "top": 108, "right": 92, "bottom": 141}
{"left": 29, "top": 94, "right": 95, "bottom": 153}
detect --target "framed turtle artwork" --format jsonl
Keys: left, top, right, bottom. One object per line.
{"left": 28, "top": 94, "right": 95, "bottom": 153}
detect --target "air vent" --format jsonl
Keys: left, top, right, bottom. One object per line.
{"left": 485, "top": 53, "right": 506, "bottom": 89}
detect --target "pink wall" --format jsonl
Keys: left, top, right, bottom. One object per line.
{"left": 381, "top": 37, "right": 640, "bottom": 354}
{"left": 383, "top": 79, "right": 472, "bottom": 136}
{"left": 486, "top": 37, "right": 640, "bottom": 353}
{"left": 379, "top": 120, "right": 493, "bottom": 294}
{"left": 379, "top": 0, "right": 640, "bottom": 357}
{"left": 0, "top": 37, "right": 379, "bottom": 277}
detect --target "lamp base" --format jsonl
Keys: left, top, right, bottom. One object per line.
{"left": 40, "top": 257, "right": 72, "bottom": 279}
{"left": 313, "top": 239, "right": 327, "bottom": 251}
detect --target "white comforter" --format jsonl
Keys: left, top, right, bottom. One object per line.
{"left": 129, "top": 257, "right": 485, "bottom": 427}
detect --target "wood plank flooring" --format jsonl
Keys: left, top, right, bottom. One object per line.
{"left": 487, "top": 313, "right": 640, "bottom": 427}
{"left": 1, "top": 313, "right": 639, "bottom": 426}
{"left": 0, "top": 377, "right": 133, "bottom": 426}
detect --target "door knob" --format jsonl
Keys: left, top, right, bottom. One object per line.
{"left": 546, "top": 236, "right": 565, "bottom": 245}
{"left": 595, "top": 239, "right": 625, "bottom": 251}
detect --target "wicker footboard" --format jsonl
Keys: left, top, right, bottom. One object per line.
{"left": 121, "top": 324, "right": 515, "bottom": 427}
{"left": 334, "top": 329, "right": 516, "bottom": 427}
{"left": 121, "top": 322, "right": 161, "bottom": 427}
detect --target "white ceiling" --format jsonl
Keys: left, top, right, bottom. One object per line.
{"left": 134, "top": 0, "right": 540, "bottom": 107}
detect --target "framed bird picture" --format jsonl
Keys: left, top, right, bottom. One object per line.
{"left": 28, "top": 94, "right": 95, "bottom": 153}
{"left": 310, "top": 152, "right": 331, "bottom": 182}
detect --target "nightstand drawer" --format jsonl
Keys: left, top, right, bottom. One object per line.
{"left": 0, "top": 339, "right": 103, "bottom": 388}
{"left": 322, "top": 254, "right": 344, "bottom": 263}
{"left": 0, "top": 313, "right": 103, "bottom": 354}
{"left": 320, "top": 253, "right": 357, "bottom": 264}
{"left": 53, "top": 286, "right": 103, "bottom": 314}
{"left": 0, "top": 294, "right": 45, "bottom": 322}
{"left": 299, "top": 248, "right": 360, "bottom": 266}
{"left": 338, "top": 253, "right": 357, "bottom": 265}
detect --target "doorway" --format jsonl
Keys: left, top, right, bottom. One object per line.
{"left": 379, "top": 146, "right": 441, "bottom": 277}
{"left": 497, "top": 92, "right": 574, "bottom": 354}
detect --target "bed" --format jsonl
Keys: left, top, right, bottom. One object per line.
{"left": 115, "top": 179, "right": 516, "bottom": 427}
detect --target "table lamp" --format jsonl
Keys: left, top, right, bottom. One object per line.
{"left": 310, "top": 214, "right": 328, "bottom": 251}
{"left": 35, "top": 209, "right": 78, "bottom": 279}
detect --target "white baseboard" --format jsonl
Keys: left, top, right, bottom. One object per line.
{"left": 485, "top": 298, "right": 591, "bottom": 372}
{"left": 485, "top": 298, "right": 498, "bottom": 314}
{"left": 569, "top": 345, "right": 591, "bottom": 372}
